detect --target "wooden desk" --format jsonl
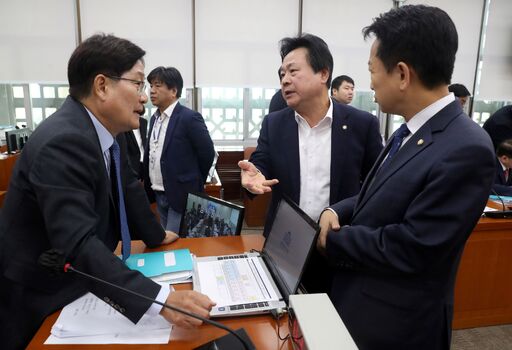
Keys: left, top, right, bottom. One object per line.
{"left": 453, "top": 202, "right": 512, "bottom": 329}
{"left": 0, "top": 152, "right": 20, "bottom": 191}
{"left": 27, "top": 235, "right": 292, "bottom": 349}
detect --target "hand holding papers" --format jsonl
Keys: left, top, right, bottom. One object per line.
{"left": 45, "top": 292, "right": 172, "bottom": 345}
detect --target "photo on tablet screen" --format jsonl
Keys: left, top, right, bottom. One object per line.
{"left": 179, "top": 192, "right": 245, "bottom": 238}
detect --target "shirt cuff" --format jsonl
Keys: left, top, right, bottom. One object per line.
{"left": 146, "top": 283, "right": 173, "bottom": 316}
{"left": 321, "top": 207, "right": 339, "bottom": 221}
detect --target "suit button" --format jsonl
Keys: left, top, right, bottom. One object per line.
{"left": 120, "top": 307, "right": 126, "bottom": 313}
{"left": 104, "top": 297, "right": 110, "bottom": 302}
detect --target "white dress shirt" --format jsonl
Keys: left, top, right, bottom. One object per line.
{"left": 295, "top": 100, "right": 333, "bottom": 221}
{"left": 149, "top": 101, "right": 179, "bottom": 192}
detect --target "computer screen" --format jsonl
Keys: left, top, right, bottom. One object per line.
{"left": 179, "top": 192, "right": 244, "bottom": 238}
{"left": 263, "top": 196, "right": 319, "bottom": 300}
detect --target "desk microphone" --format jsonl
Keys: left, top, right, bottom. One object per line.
{"left": 485, "top": 189, "right": 512, "bottom": 219}
{"left": 38, "top": 249, "right": 255, "bottom": 350}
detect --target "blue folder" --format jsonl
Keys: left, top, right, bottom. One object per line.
{"left": 124, "top": 249, "right": 193, "bottom": 278}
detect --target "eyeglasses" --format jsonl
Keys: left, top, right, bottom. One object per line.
{"left": 105, "top": 75, "right": 146, "bottom": 95}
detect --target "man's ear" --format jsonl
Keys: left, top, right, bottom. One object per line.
{"left": 396, "top": 62, "right": 411, "bottom": 91}
{"left": 92, "top": 74, "right": 109, "bottom": 101}
{"left": 319, "top": 68, "right": 330, "bottom": 85}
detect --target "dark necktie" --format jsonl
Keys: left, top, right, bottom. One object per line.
{"left": 110, "top": 140, "right": 131, "bottom": 261}
{"left": 380, "top": 123, "right": 411, "bottom": 170}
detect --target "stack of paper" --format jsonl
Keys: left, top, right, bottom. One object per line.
{"left": 45, "top": 293, "right": 172, "bottom": 345}
{"left": 124, "top": 249, "right": 194, "bottom": 284}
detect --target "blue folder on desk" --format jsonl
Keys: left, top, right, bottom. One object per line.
{"left": 490, "top": 195, "right": 512, "bottom": 203}
{"left": 125, "top": 249, "right": 193, "bottom": 278}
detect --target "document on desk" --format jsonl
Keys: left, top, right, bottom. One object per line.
{"left": 44, "top": 292, "right": 172, "bottom": 344}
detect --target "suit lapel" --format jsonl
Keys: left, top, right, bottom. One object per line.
{"left": 282, "top": 110, "right": 301, "bottom": 202}
{"left": 329, "top": 103, "right": 349, "bottom": 203}
{"left": 162, "top": 103, "right": 181, "bottom": 154}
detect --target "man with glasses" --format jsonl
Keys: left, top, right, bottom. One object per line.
{"left": 143, "top": 66, "right": 215, "bottom": 234}
{"left": 0, "top": 34, "right": 215, "bottom": 350}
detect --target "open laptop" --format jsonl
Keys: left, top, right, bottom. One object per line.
{"left": 192, "top": 195, "right": 320, "bottom": 317}
{"left": 179, "top": 192, "right": 244, "bottom": 238}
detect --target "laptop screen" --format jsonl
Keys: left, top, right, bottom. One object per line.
{"left": 179, "top": 192, "right": 244, "bottom": 238}
{"left": 263, "top": 197, "right": 319, "bottom": 300}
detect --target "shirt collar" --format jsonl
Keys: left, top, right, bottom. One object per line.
{"left": 157, "top": 100, "right": 179, "bottom": 120}
{"left": 406, "top": 93, "right": 455, "bottom": 135}
{"left": 83, "top": 105, "right": 114, "bottom": 154}
{"left": 294, "top": 98, "right": 333, "bottom": 128}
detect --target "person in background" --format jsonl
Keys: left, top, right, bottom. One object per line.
{"left": 0, "top": 34, "right": 214, "bottom": 350}
{"left": 317, "top": 6, "right": 495, "bottom": 349}
{"left": 492, "top": 139, "right": 512, "bottom": 196}
{"left": 120, "top": 116, "right": 147, "bottom": 180}
{"left": 448, "top": 83, "right": 471, "bottom": 108}
{"left": 483, "top": 105, "right": 512, "bottom": 151}
{"left": 331, "top": 75, "right": 355, "bottom": 104}
{"left": 143, "top": 66, "right": 215, "bottom": 233}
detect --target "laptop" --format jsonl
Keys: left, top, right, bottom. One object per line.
{"left": 192, "top": 195, "right": 320, "bottom": 317}
{"left": 179, "top": 192, "right": 244, "bottom": 238}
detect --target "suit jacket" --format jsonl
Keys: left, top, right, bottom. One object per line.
{"left": 250, "top": 101, "right": 383, "bottom": 237}
{"left": 143, "top": 103, "right": 215, "bottom": 214}
{"left": 327, "top": 101, "right": 495, "bottom": 349}
{"left": 122, "top": 117, "right": 147, "bottom": 179}
{"left": 492, "top": 158, "right": 512, "bottom": 196}
{"left": 0, "top": 96, "right": 165, "bottom": 350}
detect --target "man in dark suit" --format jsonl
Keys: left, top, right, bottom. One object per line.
{"left": 0, "top": 34, "right": 214, "bottom": 350}
{"left": 483, "top": 105, "right": 512, "bottom": 151}
{"left": 493, "top": 139, "right": 512, "bottom": 196}
{"left": 143, "top": 67, "right": 215, "bottom": 234}
{"left": 122, "top": 116, "right": 147, "bottom": 179}
{"left": 239, "top": 34, "right": 382, "bottom": 294}
{"left": 239, "top": 34, "right": 382, "bottom": 236}
{"left": 317, "top": 6, "right": 496, "bottom": 349}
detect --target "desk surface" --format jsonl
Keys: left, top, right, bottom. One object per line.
{"left": 28, "top": 235, "right": 292, "bottom": 350}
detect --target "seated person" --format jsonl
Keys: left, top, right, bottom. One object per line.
{"left": 493, "top": 139, "right": 512, "bottom": 196}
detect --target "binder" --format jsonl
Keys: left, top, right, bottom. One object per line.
{"left": 125, "top": 249, "right": 193, "bottom": 283}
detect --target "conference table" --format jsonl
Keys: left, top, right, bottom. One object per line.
{"left": 27, "top": 234, "right": 294, "bottom": 350}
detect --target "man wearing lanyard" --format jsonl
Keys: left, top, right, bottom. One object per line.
{"left": 143, "top": 66, "right": 215, "bottom": 234}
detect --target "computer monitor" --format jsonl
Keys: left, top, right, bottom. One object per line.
{"left": 179, "top": 192, "right": 244, "bottom": 238}
{"left": 5, "top": 128, "right": 31, "bottom": 154}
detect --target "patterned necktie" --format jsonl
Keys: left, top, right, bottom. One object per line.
{"left": 380, "top": 123, "right": 411, "bottom": 170}
{"left": 110, "top": 140, "right": 131, "bottom": 261}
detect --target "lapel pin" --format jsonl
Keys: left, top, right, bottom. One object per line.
{"left": 342, "top": 125, "right": 347, "bottom": 130}
{"left": 417, "top": 139, "right": 424, "bottom": 145}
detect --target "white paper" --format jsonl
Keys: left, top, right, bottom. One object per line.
{"left": 50, "top": 293, "right": 171, "bottom": 338}
{"left": 45, "top": 328, "right": 171, "bottom": 344}
{"left": 484, "top": 206, "right": 498, "bottom": 212}
{"left": 196, "top": 257, "right": 279, "bottom": 307}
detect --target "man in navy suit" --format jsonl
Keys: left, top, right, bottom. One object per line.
{"left": 143, "top": 67, "right": 215, "bottom": 234}
{"left": 317, "top": 6, "right": 496, "bottom": 349}
{"left": 121, "top": 116, "right": 147, "bottom": 180}
{"left": 493, "top": 139, "right": 512, "bottom": 196}
{"left": 0, "top": 35, "right": 214, "bottom": 350}
{"left": 239, "top": 34, "right": 382, "bottom": 294}
{"left": 239, "top": 34, "right": 383, "bottom": 236}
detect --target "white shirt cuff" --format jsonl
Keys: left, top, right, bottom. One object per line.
{"left": 146, "top": 283, "right": 173, "bottom": 316}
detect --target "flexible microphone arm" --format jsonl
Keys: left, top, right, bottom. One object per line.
{"left": 38, "top": 249, "right": 254, "bottom": 350}
{"left": 491, "top": 188, "right": 506, "bottom": 211}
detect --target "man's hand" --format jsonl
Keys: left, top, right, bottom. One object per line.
{"left": 238, "top": 160, "right": 279, "bottom": 194}
{"left": 317, "top": 209, "right": 341, "bottom": 255}
{"left": 161, "top": 231, "right": 179, "bottom": 245}
{"left": 160, "top": 290, "right": 216, "bottom": 328}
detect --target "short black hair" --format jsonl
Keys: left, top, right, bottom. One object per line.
{"left": 68, "top": 34, "right": 145, "bottom": 100}
{"left": 147, "top": 66, "right": 184, "bottom": 98}
{"left": 497, "top": 139, "right": 512, "bottom": 158}
{"left": 279, "top": 33, "right": 333, "bottom": 88}
{"left": 448, "top": 83, "right": 471, "bottom": 97}
{"left": 331, "top": 75, "right": 354, "bottom": 95}
{"left": 363, "top": 5, "right": 458, "bottom": 89}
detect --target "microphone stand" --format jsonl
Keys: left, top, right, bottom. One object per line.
{"left": 486, "top": 189, "right": 512, "bottom": 218}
